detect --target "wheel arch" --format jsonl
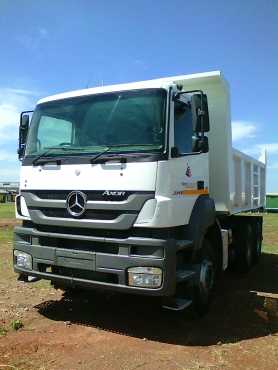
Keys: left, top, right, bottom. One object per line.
{"left": 185, "top": 195, "right": 223, "bottom": 270}
{"left": 205, "top": 219, "right": 223, "bottom": 272}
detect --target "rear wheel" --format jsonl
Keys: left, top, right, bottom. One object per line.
{"left": 237, "top": 223, "right": 253, "bottom": 272}
{"left": 192, "top": 238, "right": 217, "bottom": 316}
{"left": 253, "top": 219, "right": 262, "bottom": 263}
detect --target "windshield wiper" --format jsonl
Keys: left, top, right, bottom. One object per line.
{"left": 32, "top": 146, "right": 80, "bottom": 166}
{"left": 90, "top": 144, "right": 159, "bottom": 164}
{"left": 32, "top": 144, "right": 161, "bottom": 166}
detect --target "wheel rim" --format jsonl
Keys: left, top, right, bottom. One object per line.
{"left": 246, "top": 241, "right": 252, "bottom": 265}
{"left": 199, "top": 259, "right": 214, "bottom": 294}
{"left": 256, "top": 239, "right": 261, "bottom": 254}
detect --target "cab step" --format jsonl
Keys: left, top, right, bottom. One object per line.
{"left": 176, "top": 269, "right": 196, "bottom": 283}
{"left": 176, "top": 240, "right": 193, "bottom": 251}
{"left": 162, "top": 298, "right": 192, "bottom": 311}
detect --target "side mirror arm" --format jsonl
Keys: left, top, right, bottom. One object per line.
{"left": 171, "top": 146, "right": 180, "bottom": 158}
{"left": 192, "top": 135, "right": 209, "bottom": 153}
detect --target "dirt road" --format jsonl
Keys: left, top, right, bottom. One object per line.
{"left": 0, "top": 219, "right": 277, "bottom": 370}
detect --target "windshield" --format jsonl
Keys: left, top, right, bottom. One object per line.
{"left": 25, "top": 88, "right": 166, "bottom": 157}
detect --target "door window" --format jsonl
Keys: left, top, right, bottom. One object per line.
{"left": 174, "top": 102, "right": 193, "bottom": 154}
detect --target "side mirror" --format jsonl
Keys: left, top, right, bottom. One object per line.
{"left": 22, "top": 114, "right": 29, "bottom": 126}
{"left": 192, "top": 135, "right": 209, "bottom": 153}
{"left": 18, "top": 113, "right": 30, "bottom": 160}
{"left": 191, "top": 93, "right": 210, "bottom": 133}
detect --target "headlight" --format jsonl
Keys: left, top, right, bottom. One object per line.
{"left": 128, "top": 267, "right": 162, "bottom": 288}
{"left": 14, "top": 250, "right": 32, "bottom": 270}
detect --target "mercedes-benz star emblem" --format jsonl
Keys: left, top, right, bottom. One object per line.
{"left": 66, "top": 191, "right": 87, "bottom": 217}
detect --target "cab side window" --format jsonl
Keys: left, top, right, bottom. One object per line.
{"left": 174, "top": 102, "right": 193, "bottom": 154}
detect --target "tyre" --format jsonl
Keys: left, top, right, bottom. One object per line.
{"left": 253, "top": 219, "right": 262, "bottom": 263}
{"left": 191, "top": 238, "right": 217, "bottom": 316}
{"left": 237, "top": 223, "right": 253, "bottom": 273}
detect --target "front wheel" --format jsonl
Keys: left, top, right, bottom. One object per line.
{"left": 192, "top": 238, "right": 217, "bottom": 316}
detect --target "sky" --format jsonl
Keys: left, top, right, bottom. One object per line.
{"left": 0, "top": 0, "right": 277, "bottom": 191}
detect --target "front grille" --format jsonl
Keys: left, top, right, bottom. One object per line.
{"left": 33, "top": 207, "right": 126, "bottom": 220}
{"left": 22, "top": 190, "right": 155, "bottom": 229}
{"left": 38, "top": 236, "right": 119, "bottom": 254}
{"left": 35, "top": 224, "right": 176, "bottom": 239}
{"left": 31, "top": 190, "right": 68, "bottom": 200}
{"left": 36, "top": 224, "right": 131, "bottom": 239}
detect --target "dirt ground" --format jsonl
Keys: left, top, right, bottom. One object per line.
{"left": 0, "top": 216, "right": 277, "bottom": 370}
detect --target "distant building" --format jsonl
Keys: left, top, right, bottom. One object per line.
{"left": 0, "top": 182, "right": 19, "bottom": 203}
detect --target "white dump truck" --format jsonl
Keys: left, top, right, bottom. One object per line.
{"left": 14, "top": 71, "right": 265, "bottom": 314}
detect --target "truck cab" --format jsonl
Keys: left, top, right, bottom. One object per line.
{"left": 13, "top": 71, "right": 265, "bottom": 313}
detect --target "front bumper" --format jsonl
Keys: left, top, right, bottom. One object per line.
{"left": 14, "top": 225, "right": 179, "bottom": 296}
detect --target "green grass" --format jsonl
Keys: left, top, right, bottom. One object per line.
{"left": 11, "top": 319, "right": 24, "bottom": 331}
{"left": 262, "top": 213, "right": 278, "bottom": 254}
{"left": 0, "top": 227, "right": 14, "bottom": 241}
{"left": 0, "top": 326, "right": 7, "bottom": 336}
{"left": 0, "top": 202, "right": 15, "bottom": 219}
{"left": 0, "top": 227, "right": 14, "bottom": 278}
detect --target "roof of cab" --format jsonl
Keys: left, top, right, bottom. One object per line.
{"left": 37, "top": 70, "right": 223, "bottom": 105}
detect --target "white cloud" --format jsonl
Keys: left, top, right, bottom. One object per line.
{"left": 4, "top": 88, "right": 37, "bottom": 96}
{"left": 16, "top": 27, "right": 49, "bottom": 50}
{"left": 0, "top": 85, "right": 43, "bottom": 181}
{"left": 0, "top": 103, "right": 19, "bottom": 139}
{"left": 0, "top": 150, "right": 16, "bottom": 161}
{"left": 232, "top": 120, "right": 257, "bottom": 141}
{"left": 0, "top": 88, "right": 36, "bottom": 141}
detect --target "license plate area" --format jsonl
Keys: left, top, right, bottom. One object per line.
{"left": 55, "top": 249, "right": 96, "bottom": 271}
